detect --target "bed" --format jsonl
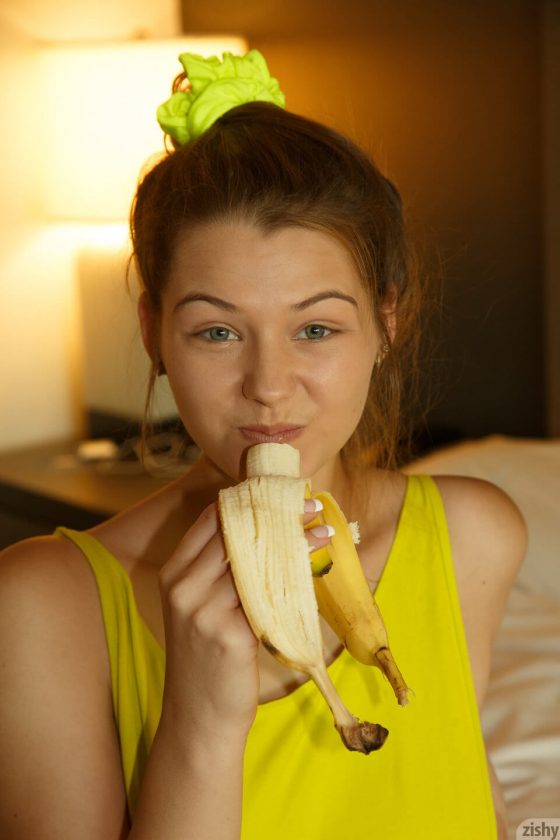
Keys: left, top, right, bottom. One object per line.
{"left": 405, "top": 435, "right": 560, "bottom": 838}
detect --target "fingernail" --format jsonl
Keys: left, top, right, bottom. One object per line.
{"left": 310, "top": 524, "right": 335, "bottom": 538}
{"left": 304, "top": 498, "right": 323, "bottom": 512}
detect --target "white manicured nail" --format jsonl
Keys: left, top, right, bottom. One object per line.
{"left": 310, "top": 524, "right": 335, "bottom": 538}
{"left": 304, "top": 498, "right": 323, "bottom": 513}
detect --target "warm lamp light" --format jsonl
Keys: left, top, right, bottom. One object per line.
{"left": 35, "top": 36, "right": 248, "bottom": 221}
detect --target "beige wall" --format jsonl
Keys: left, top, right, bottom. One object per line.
{"left": 0, "top": 17, "right": 77, "bottom": 449}
{"left": 0, "top": 0, "right": 181, "bottom": 453}
{"left": 0, "top": 0, "right": 180, "bottom": 40}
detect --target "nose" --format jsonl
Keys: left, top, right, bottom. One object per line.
{"left": 241, "top": 339, "right": 297, "bottom": 406}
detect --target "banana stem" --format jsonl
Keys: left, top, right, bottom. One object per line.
{"left": 309, "top": 664, "right": 388, "bottom": 754}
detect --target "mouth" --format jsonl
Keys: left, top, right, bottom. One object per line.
{"left": 239, "top": 425, "right": 304, "bottom": 444}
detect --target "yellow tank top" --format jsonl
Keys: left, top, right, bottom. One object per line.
{"left": 55, "top": 474, "right": 497, "bottom": 838}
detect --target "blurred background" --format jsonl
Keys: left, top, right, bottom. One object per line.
{"left": 0, "top": 0, "right": 558, "bottom": 543}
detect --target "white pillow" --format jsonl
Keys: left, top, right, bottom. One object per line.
{"left": 405, "top": 435, "right": 560, "bottom": 600}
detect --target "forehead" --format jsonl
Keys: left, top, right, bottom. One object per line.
{"left": 166, "top": 220, "right": 366, "bottom": 296}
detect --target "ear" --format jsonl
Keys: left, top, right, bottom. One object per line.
{"left": 379, "top": 283, "right": 397, "bottom": 344}
{"left": 137, "top": 291, "right": 160, "bottom": 365}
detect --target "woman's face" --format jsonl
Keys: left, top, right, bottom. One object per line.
{"left": 149, "top": 220, "right": 383, "bottom": 489}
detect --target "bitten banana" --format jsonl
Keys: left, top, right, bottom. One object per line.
{"left": 218, "top": 442, "right": 388, "bottom": 754}
{"left": 309, "top": 491, "right": 409, "bottom": 706}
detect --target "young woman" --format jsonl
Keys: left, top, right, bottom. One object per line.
{"left": 0, "top": 50, "right": 525, "bottom": 839}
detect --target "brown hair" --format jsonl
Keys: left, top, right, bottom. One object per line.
{"left": 130, "top": 100, "right": 433, "bottom": 507}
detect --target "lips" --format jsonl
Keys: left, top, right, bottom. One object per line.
{"left": 239, "top": 425, "right": 304, "bottom": 443}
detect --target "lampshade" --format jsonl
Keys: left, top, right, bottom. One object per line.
{"left": 35, "top": 36, "right": 248, "bottom": 221}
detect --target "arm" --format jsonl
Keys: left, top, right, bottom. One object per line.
{"left": 0, "top": 537, "right": 130, "bottom": 839}
{"left": 434, "top": 475, "right": 528, "bottom": 840}
{"left": 129, "top": 502, "right": 258, "bottom": 838}
{"left": 0, "top": 507, "right": 256, "bottom": 840}
{"left": 128, "top": 708, "right": 246, "bottom": 839}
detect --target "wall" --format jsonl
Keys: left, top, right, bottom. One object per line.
{"left": 0, "top": 16, "right": 77, "bottom": 449}
{"left": 257, "top": 5, "right": 544, "bottom": 442}
{"left": 0, "top": 0, "right": 181, "bottom": 453}
{"left": 183, "top": 0, "right": 549, "bottom": 443}
{"left": 1, "top": 0, "right": 555, "bottom": 452}
{"left": 0, "top": 0, "right": 180, "bottom": 40}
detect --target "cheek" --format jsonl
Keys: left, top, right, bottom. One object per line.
{"left": 319, "top": 348, "right": 375, "bottom": 403}
{"left": 167, "top": 356, "right": 233, "bottom": 417}
{"left": 306, "top": 353, "right": 375, "bottom": 459}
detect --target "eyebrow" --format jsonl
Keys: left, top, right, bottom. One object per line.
{"left": 173, "top": 290, "right": 359, "bottom": 313}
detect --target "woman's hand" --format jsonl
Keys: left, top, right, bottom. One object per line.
{"left": 158, "top": 501, "right": 257, "bottom": 742}
{"left": 157, "top": 498, "right": 332, "bottom": 744}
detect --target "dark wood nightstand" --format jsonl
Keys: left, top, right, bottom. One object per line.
{"left": 0, "top": 439, "right": 176, "bottom": 549}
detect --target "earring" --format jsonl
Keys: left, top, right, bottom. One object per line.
{"left": 157, "top": 360, "right": 167, "bottom": 377}
{"left": 375, "top": 342, "right": 390, "bottom": 368}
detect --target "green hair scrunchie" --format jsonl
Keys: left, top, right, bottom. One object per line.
{"left": 156, "top": 49, "right": 286, "bottom": 146}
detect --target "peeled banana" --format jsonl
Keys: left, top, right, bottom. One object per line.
{"left": 218, "top": 442, "right": 388, "bottom": 753}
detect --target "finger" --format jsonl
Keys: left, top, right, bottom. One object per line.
{"left": 191, "top": 571, "right": 258, "bottom": 650}
{"left": 161, "top": 531, "right": 232, "bottom": 619}
{"left": 209, "top": 566, "right": 242, "bottom": 610}
{"left": 303, "top": 497, "right": 324, "bottom": 526}
{"left": 303, "top": 498, "right": 332, "bottom": 549}
{"left": 164, "top": 529, "right": 228, "bottom": 592}
{"left": 306, "top": 523, "right": 335, "bottom": 553}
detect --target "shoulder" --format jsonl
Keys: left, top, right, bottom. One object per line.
{"left": 0, "top": 536, "right": 129, "bottom": 835}
{"left": 0, "top": 532, "right": 92, "bottom": 600}
{"left": 0, "top": 531, "right": 97, "bottom": 594}
{"left": 427, "top": 475, "right": 527, "bottom": 706}
{"left": 0, "top": 533, "right": 117, "bottom": 718}
{"left": 0, "top": 533, "right": 109, "bottom": 680}
{"left": 430, "top": 474, "right": 527, "bottom": 584}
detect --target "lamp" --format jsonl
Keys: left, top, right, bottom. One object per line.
{"left": 33, "top": 35, "right": 247, "bottom": 446}
{"left": 35, "top": 36, "right": 248, "bottom": 221}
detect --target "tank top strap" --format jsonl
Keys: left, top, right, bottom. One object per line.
{"left": 401, "top": 472, "right": 452, "bottom": 541}
{"left": 373, "top": 473, "right": 450, "bottom": 600}
{"left": 54, "top": 526, "right": 164, "bottom": 818}
{"left": 55, "top": 527, "right": 141, "bottom": 654}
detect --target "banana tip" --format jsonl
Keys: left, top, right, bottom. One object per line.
{"left": 397, "top": 688, "right": 409, "bottom": 707}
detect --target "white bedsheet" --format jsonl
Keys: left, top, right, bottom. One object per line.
{"left": 482, "top": 584, "right": 560, "bottom": 837}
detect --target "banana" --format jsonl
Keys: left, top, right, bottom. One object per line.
{"left": 218, "top": 442, "right": 388, "bottom": 753}
{"left": 310, "top": 491, "right": 409, "bottom": 706}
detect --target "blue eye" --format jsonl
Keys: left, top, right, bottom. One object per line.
{"left": 200, "top": 327, "right": 238, "bottom": 342}
{"left": 297, "top": 324, "right": 333, "bottom": 340}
